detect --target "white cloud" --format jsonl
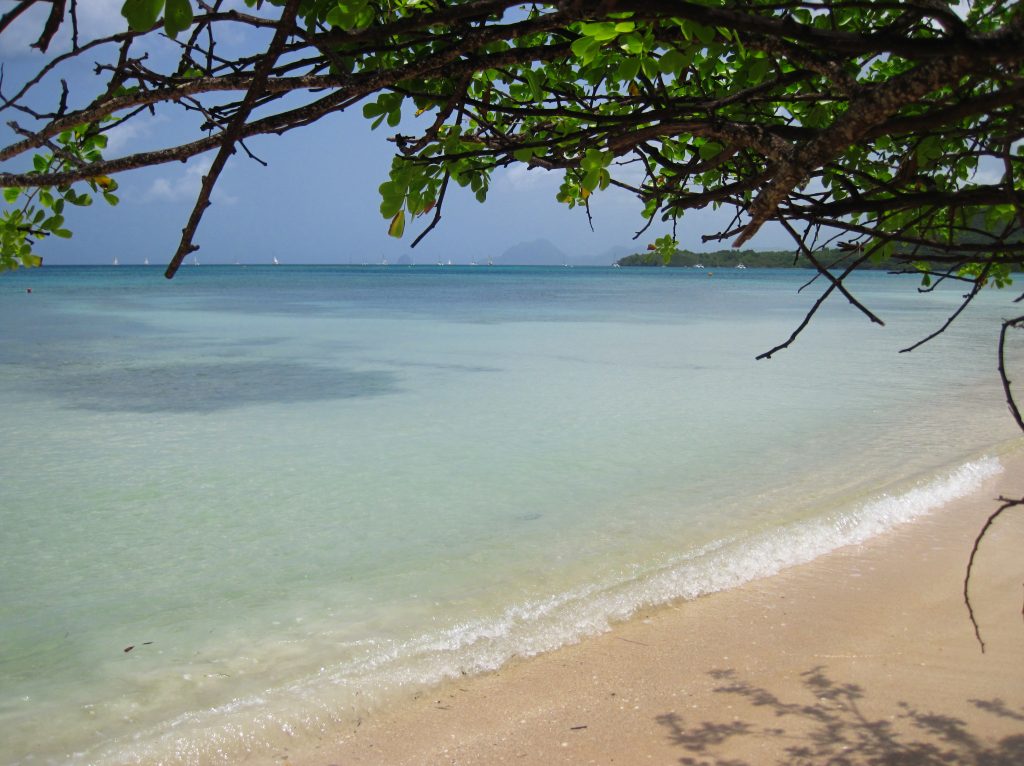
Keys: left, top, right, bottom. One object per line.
{"left": 103, "top": 113, "right": 169, "bottom": 155}
{"left": 73, "top": 0, "right": 125, "bottom": 39}
{"left": 0, "top": 4, "right": 49, "bottom": 57}
{"left": 971, "top": 166, "right": 1003, "bottom": 186}
{"left": 0, "top": 0, "right": 123, "bottom": 57}
{"left": 497, "top": 164, "right": 561, "bottom": 191}
{"left": 144, "top": 158, "right": 237, "bottom": 204}
{"left": 497, "top": 153, "right": 649, "bottom": 193}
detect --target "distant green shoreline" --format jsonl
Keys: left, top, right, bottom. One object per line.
{"left": 616, "top": 249, "right": 899, "bottom": 269}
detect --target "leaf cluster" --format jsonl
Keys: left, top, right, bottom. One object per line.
{"left": 1, "top": 123, "right": 119, "bottom": 272}
{"left": 0, "top": 0, "right": 1020, "bottom": 300}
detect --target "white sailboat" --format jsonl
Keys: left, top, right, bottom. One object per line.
{"left": 272, "top": 256, "right": 280, "bottom": 265}
{"left": 112, "top": 256, "right": 118, "bottom": 266}
{"left": 143, "top": 257, "right": 149, "bottom": 266}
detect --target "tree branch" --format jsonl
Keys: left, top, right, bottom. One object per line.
{"left": 964, "top": 494, "right": 1024, "bottom": 653}
{"left": 998, "top": 315, "right": 1024, "bottom": 431}
{"left": 165, "top": 0, "right": 304, "bottom": 278}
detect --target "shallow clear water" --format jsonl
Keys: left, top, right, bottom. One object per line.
{"left": 0, "top": 265, "right": 1020, "bottom": 764}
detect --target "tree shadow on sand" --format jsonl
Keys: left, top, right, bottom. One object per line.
{"left": 656, "top": 667, "right": 1024, "bottom": 766}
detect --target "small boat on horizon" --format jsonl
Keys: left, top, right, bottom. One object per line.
{"left": 272, "top": 256, "right": 280, "bottom": 265}
{"left": 112, "top": 257, "right": 118, "bottom": 266}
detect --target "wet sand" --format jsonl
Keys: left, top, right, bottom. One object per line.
{"left": 278, "top": 451, "right": 1024, "bottom": 765}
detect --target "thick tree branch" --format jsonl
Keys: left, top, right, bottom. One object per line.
{"left": 166, "top": 0, "right": 304, "bottom": 278}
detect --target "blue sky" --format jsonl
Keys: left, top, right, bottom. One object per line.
{"left": 1, "top": 3, "right": 791, "bottom": 267}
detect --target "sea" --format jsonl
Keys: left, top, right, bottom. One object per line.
{"left": 1, "top": 264, "right": 1021, "bottom": 765}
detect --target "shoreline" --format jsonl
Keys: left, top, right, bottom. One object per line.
{"left": 271, "top": 449, "right": 1024, "bottom": 765}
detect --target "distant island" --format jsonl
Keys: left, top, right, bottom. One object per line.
{"left": 494, "top": 238, "right": 631, "bottom": 267}
{"left": 491, "top": 241, "right": 898, "bottom": 269}
{"left": 616, "top": 248, "right": 900, "bottom": 269}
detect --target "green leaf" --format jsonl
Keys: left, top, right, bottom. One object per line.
{"left": 163, "top": 0, "right": 193, "bottom": 38}
{"left": 747, "top": 56, "right": 771, "bottom": 83}
{"left": 325, "top": 5, "right": 350, "bottom": 29}
{"left": 362, "top": 101, "right": 385, "bottom": 118}
{"left": 658, "top": 48, "right": 692, "bottom": 75}
{"left": 388, "top": 209, "right": 405, "bottom": 237}
{"left": 380, "top": 193, "right": 404, "bottom": 218}
{"left": 2, "top": 187, "right": 19, "bottom": 204}
{"left": 617, "top": 57, "right": 641, "bottom": 81}
{"left": 915, "top": 136, "right": 943, "bottom": 166}
{"left": 619, "top": 33, "right": 644, "bottom": 55}
{"left": 698, "top": 142, "right": 723, "bottom": 161}
{"left": 121, "top": 0, "right": 164, "bottom": 32}
{"left": 525, "top": 70, "right": 543, "bottom": 101}
{"left": 570, "top": 36, "right": 601, "bottom": 64}
{"left": 580, "top": 22, "right": 618, "bottom": 41}
{"left": 581, "top": 168, "right": 601, "bottom": 192}
{"left": 694, "top": 23, "right": 716, "bottom": 45}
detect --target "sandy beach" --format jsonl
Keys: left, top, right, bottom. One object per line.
{"left": 270, "top": 449, "right": 1024, "bottom": 765}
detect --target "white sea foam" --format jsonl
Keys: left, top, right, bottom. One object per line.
{"left": 84, "top": 456, "right": 1003, "bottom": 765}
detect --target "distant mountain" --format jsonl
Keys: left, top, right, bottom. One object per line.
{"left": 495, "top": 238, "right": 569, "bottom": 265}
{"left": 495, "top": 240, "right": 633, "bottom": 266}
{"left": 573, "top": 244, "right": 633, "bottom": 266}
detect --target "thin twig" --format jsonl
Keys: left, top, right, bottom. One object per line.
{"left": 779, "top": 216, "right": 885, "bottom": 326}
{"left": 899, "top": 263, "right": 991, "bottom": 353}
{"left": 411, "top": 171, "right": 450, "bottom": 248}
{"left": 998, "top": 315, "right": 1024, "bottom": 431}
{"left": 964, "top": 495, "right": 1024, "bottom": 653}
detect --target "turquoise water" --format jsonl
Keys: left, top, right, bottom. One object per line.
{"left": 1, "top": 265, "right": 1021, "bottom": 764}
